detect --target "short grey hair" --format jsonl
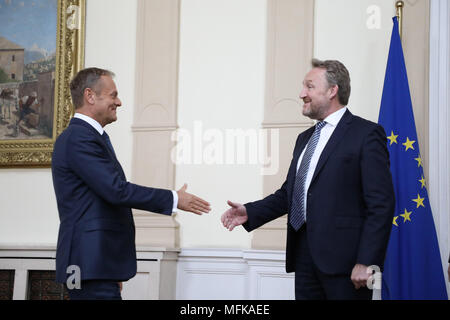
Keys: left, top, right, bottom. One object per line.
{"left": 70, "top": 67, "right": 115, "bottom": 109}
{"left": 311, "top": 59, "right": 351, "bottom": 106}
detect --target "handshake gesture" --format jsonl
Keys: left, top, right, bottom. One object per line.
{"left": 176, "top": 184, "right": 211, "bottom": 215}
{"left": 221, "top": 200, "right": 248, "bottom": 231}
{"left": 176, "top": 185, "right": 247, "bottom": 232}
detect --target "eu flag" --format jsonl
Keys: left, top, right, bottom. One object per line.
{"left": 378, "top": 17, "right": 448, "bottom": 300}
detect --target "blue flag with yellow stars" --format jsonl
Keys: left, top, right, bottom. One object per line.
{"left": 378, "top": 17, "right": 448, "bottom": 300}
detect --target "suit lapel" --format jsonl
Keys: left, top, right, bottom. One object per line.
{"left": 309, "top": 109, "right": 353, "bottom": 186}
{"left": 70, "top": 117, "right": 99, "bottom": 135}
{"left": 287, "top": 126, "right": 315, "bottom": 201}
{"left": 70, "top": 118, "right": 112, "bottom": 158}
{"left": 293, "top": 128, "right": 314, "bottom": 164}
{"left": 101, "top": 134, "right": 126, "bottom": 179}
{"left": 70, "top": 118, "right": 127, "bottom": 179}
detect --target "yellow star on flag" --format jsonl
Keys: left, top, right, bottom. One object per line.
{"left": 419, "top": 176, "right": 426, "bottom": 189}
{"left": 400, "top": 209, "right": 412, "bottom": 223}
{"left": 415, "top": 156, "right": 423, "bottom": 168}
{"left": 387, "top": 131, "right": 398, "bottom": 146}
{"left": 412, "top": 194, "right": 425, "bottom": 208}
{"left": 402, "top": 137, "right": 416, "bottom": 151}
{"left": 393, "top": 216, "right": 399, "bottom": 227}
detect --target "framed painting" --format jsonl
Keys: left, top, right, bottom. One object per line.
{"left": 0, "top": 0, "right": 85, "bottom": 167}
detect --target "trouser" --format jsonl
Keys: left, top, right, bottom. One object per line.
{"left": 294, "top": 225, "right": 372, "bottom": 300}
{"left": 66, "top": 280, "right": 122, "bottom": 300}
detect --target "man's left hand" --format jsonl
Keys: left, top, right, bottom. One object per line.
{"left": 351, "top": 264, "right": 369, "bottom": 289}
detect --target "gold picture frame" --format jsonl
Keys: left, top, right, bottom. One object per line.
{"left": 0, "top": 0, "right": 85, "bottom": 167}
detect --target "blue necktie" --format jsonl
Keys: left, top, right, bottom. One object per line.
{"left": 102, "top": 131, "right": 116, "bottom": 158}
{"left": 290, "top": 121, "right": 326, "bottom": 231}
{"left": 102, "top": 131, "right": 127, "bottom": 179}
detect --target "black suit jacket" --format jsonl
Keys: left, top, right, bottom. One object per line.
{"left": 52, "top": 118, "right": 173, "bottom": 283}
{"left": 243, "top": 110, "right": 395, "bottom": 275}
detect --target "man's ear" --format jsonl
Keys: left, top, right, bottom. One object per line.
{"left": 84, "top": 88, "right": 96, "bottom": 105}
{"left": 328, "top": 85, "right": 339, "bottom": 101}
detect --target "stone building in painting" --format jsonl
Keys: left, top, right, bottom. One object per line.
{"left": 0, "top": 37, "right": 24, "bottom": 82}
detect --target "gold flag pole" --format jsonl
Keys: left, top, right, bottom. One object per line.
{"left": 396, "top": 1, "right": 404, "bottom": 41}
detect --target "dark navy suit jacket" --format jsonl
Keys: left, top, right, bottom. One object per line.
{"left": 52, "top": 118, "right": 173, "bottom": 283}
{"left": 244, "top": 110, "right": 395, "bottom": 275}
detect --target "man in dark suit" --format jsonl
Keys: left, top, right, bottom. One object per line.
{"left": 52, "top": 67, "right": 211, "bottom": 300}
{"left": 222, "top": 59, "right": 395, "bottom": 300}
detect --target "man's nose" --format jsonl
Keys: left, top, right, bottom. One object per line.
{"left": 299, "top": 88, "right": 307, "bottom": 99}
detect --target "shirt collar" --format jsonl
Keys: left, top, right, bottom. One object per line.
{"left": 321, "top": 107, "right": 347, "bottom": 127}
{"left": 74, "top": 113, "right": 104, "bottom": 135}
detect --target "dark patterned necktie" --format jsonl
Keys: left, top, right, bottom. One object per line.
{"left": 102, "top": 131, "right": 127, "bottom": 179}
{"left": 290, "top": 121, "right": 326, "bottom": 231}
{"left": 102, "top": 131, "right": 117, "bottom": 158}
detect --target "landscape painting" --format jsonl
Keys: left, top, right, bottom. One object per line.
{"left": 0, "top": 0, "right": 57, "bottom": 140}
{"left": 0, "top": 0, "right": 85, "bottom": 167}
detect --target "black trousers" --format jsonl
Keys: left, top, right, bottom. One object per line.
{"left": 294, "top": 225, "right": 372, "bottom": 300}
{"left": 66, "top": 280, "right": 122, "bottom": 300}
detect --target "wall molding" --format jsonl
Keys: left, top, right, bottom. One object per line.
{"left": 429, "top": 0, "right": 450, "bottom": 288}
{"left": 176, "top": 248, "right": 294, "bottom": 300}
{"left": 132, "top": 0, "right": 181, "bottom": 248}
{"left": 253, "top": 0, "right": 315, "bottom": 250}
{"left": 131, "top": 126, "right": 179, "bottom": 132}
{"left": 0, "top": 245, "right": 178, "bottom": 300}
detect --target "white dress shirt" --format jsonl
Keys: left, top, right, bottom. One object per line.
{"left": 73, "top": 113, "right": 178, "bottom": 213}
{"left": 74, "top": 113, "right": 104, "bottom": 135}
{"left": 296, "top": 107, "right": 347, "bottom": 221}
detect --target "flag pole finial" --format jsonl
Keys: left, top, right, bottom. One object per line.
{"left": 396, "top": 1, "right": 404, "bottom": 41}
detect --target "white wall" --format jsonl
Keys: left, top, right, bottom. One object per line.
{"left": 0, "top": 169, "right": 57, "bottom": 245}
{"left": 175, "top": 0, "right": 267, "bottom": 248}
{"left": 0, "top": 0, "right": 429, "bottom": 252}
{"left": 176, "top": 248, "right": 294, "bottom": 300}
{"left": 84, "top": 0, "right": 137, "bottom": 179}
{"left": 0, "top": 0, "right": 267, "bottom": 249}
{"left": 174, "top": 0, "right": 396, "bottom": 249}
{"left": 0, "top": 0, "right": 137, "bottom": 246}
{"left": 314, "top": 0, "right": 395, "bottom": 122}
{"left": 429, "top": 0, "right": 450, "bottom": 290}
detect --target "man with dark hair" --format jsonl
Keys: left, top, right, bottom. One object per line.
{"left": 18, "top": 91, "right": 38, "bottom": 124}
{"left": 69, "top": 68, "right": 115, "bottom": 109}
{"left": 52, "top": 67, "right": 211, "bottom": 300}
{"left": 222, "top": 59, "right": 395, "bottom": 300}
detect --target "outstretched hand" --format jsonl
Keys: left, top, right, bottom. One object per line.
{"left": 221, "top": 200, "right": 248, "bottom": 231}
{"left": 177, "top": 184, "right": 211, "bottom": 215}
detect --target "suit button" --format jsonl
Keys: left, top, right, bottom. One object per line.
{"left": 308, "top": 193, "right": 312, "bottom": 197}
